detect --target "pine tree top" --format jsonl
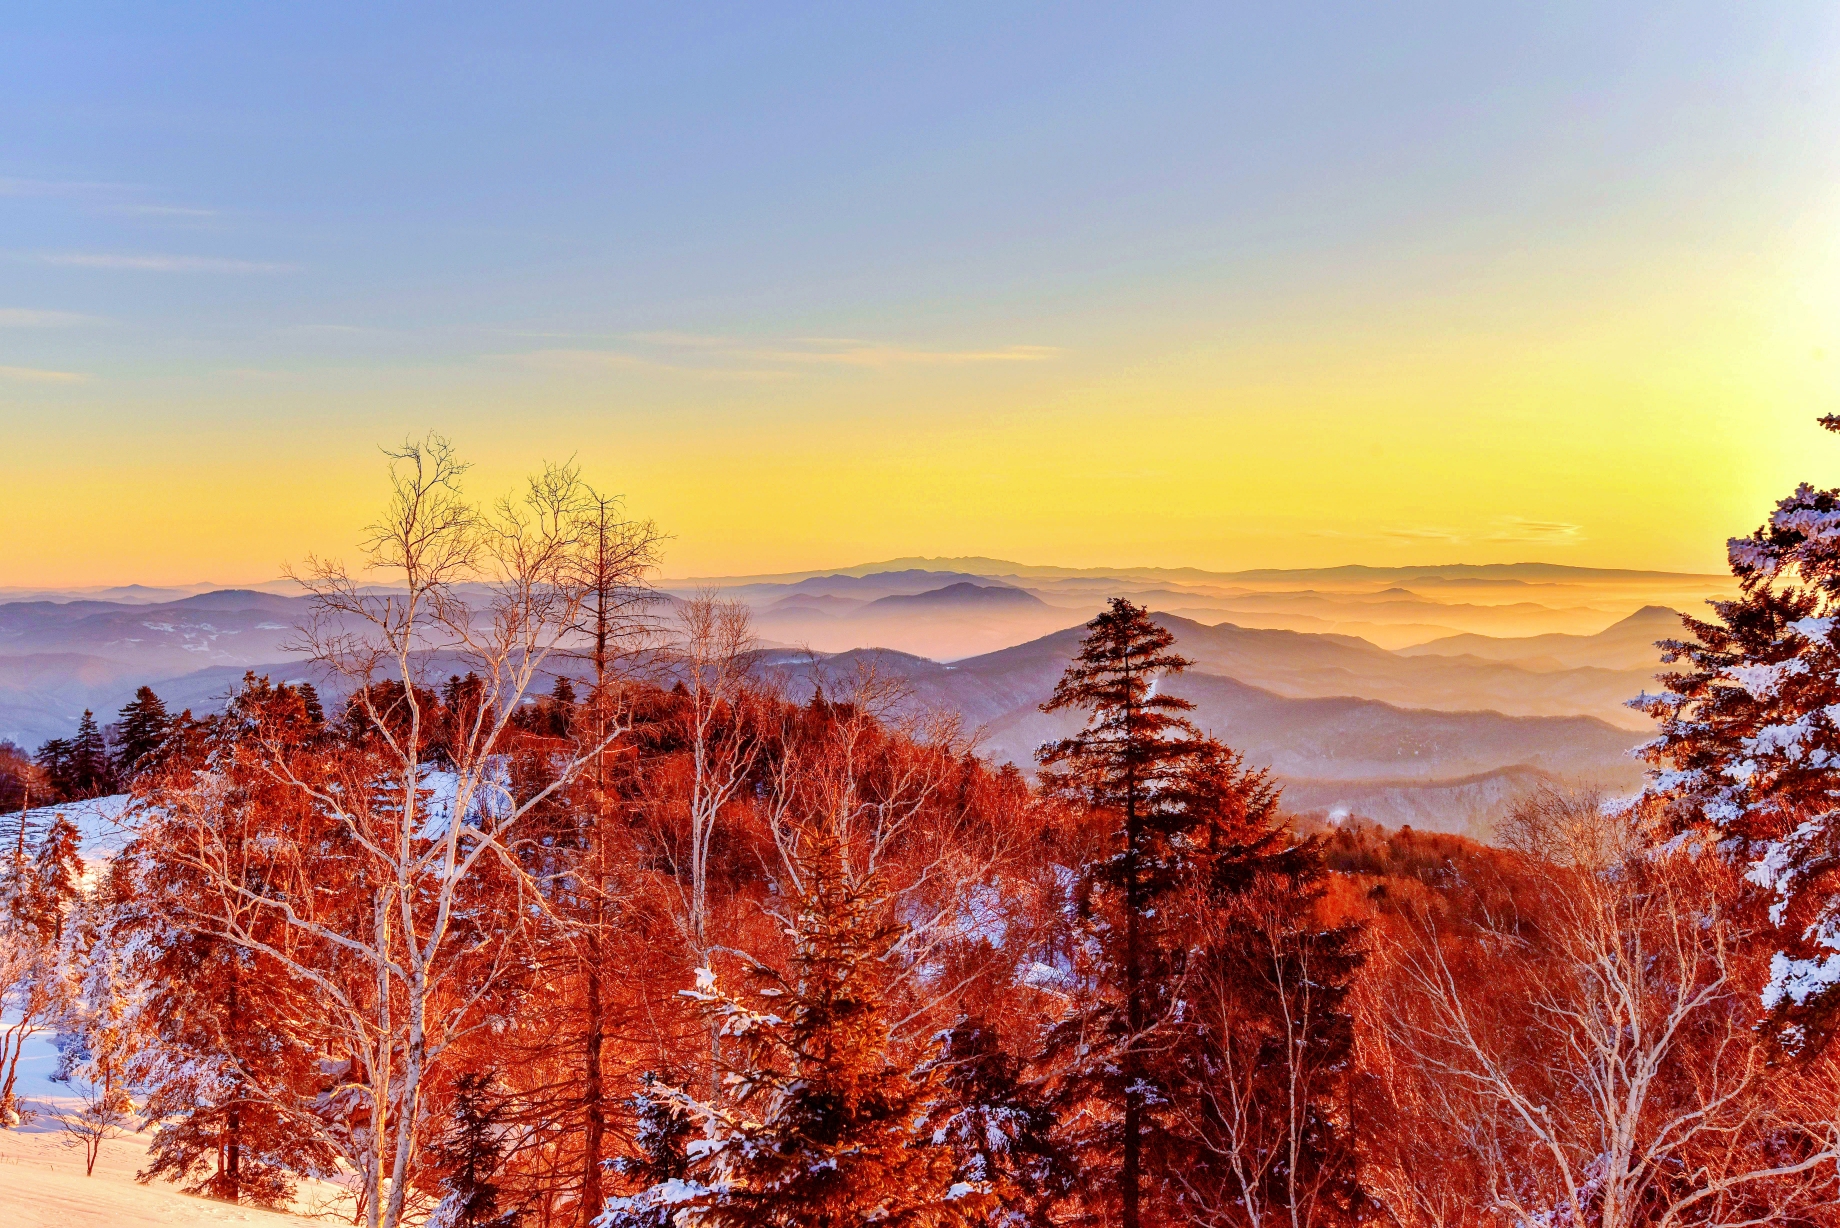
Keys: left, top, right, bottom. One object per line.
{"left": 1037, "top": 598, "right": 1200, "bottom": 799}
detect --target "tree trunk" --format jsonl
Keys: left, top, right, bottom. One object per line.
{"left": 1122, "top": 768, "right": 1142, "bottom": 1228}
{"left": 580, "top": 560, "right": 611, "bottom": 1224}
{"left": 226, "top": 967, "right": 242, "bottom": 1203}
{"left": 580, "top": 935, "right": 605, "bottom": 1224}
{"left": 227, "top": 1101, "right": 242, "bottom": 1201}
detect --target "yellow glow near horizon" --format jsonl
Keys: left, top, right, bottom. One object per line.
{"left": 3, "top": 196, "right": 1835, "bottom": 589}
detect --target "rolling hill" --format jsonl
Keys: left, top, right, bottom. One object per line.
{"left": 0, "top": 561, "right": 1698, "bottom": 836}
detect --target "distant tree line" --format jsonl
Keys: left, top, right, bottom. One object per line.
{"left": 1, "top": 682, "right": 325, "bottom": 808}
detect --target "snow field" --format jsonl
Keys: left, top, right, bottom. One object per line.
{"left": 2, "top": 1025, "right": 351, "bottom": 1227}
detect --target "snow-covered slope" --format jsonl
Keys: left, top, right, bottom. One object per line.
{"left": 0, "top": 1116, "right": 325, "bottom": 1227}
{"left": 2, "top": 1024, "right": 350, "bottom": 1226}
{"left": 10, "top": 794, "right": 136, "bottom": 865}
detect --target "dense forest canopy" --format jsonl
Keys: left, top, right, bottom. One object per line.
{"left": 8, "top": 430, "right": 1840, "bottom": 1227}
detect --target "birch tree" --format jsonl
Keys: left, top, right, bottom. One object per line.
{"left": 670, "top": 593, "right": 759, "bottom": 965}
{"left": 152, "top": 437, "right": 637, "bottom": 1228}
{"left": 1386, "top": 793, "right": 1840, "bottom": 1227}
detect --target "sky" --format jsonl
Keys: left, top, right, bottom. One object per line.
{"left": 2, "top": 3, "right": 1837, "bottom": 585}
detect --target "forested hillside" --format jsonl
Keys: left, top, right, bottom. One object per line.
{"left": 7, "top": 435, "right": 1840, "bottom": 1227}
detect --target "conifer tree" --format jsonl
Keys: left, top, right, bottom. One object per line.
{"left": 122, "top": 673, "right": 338, "bottom": 1204}
{"left": 296, "top": 681, "right": 326, "bottom": 728}
{"left": 34, "top": 737, "right": 74, "bottom": 802}
{"left": 113, "top": 687, "right": 172, "bottom": 782}
{"left": 130, "top": 944, "right": 335, "bottom": 1206}
{"left": 1636, "top": 415, "right": 1840, "bottom": 1044}
{"left": 617, "top": 1073, "right": 695, "bottom": 1186}
{"left": 919, "top": 1019, "right": 1068, "bottom": 1225}
{"left": 614, "top": 836, "right": 982, "bottom": 1228}
{"left": 68, "top": 710, "right": 115, "bottom": 798}
{"left": 1035, "top": 597, "right": 1200, "bottom": 1228}
{"left": 425, "top": 1070, "right": 519, "bottom": 1228}
{"left": 598, "top": 1076, "right": 696, "bottom": 1228}
{"left": 30, "top": 812, "right": 85, "bottom": 943}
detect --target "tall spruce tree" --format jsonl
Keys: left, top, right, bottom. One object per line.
{"left": 67, "top": 711, "right": 115, "bottom": 799}
{"left": 1036, "top": 598, "right": 1201, "bottom": 1228}
{"left": 1637, "top": 414, "right": 1840, "bottom": 1045}
{"left": 112, "top": 687, "right": 172, "bottom": 783}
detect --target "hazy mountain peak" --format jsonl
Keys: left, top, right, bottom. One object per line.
{"left": 860, "top": 581, "right": 1045, "bottom": 613}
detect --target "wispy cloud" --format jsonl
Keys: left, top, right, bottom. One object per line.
{"left": 502, "top": 349, "right": 651, "bottom": 371}
{"left": 1378, "top": 525, "right": 1466, "bottom": 543}
{"left": 38, "top": 252, "right": 294, "bottom": 273}
{"left": 493, "top": 348, "right": 798, "bottom": 382}
{"left": 3, "top": 178, "right": 224, "bottom": 222}
{"left": 1311, "top": 517, "right": 1583, "bottom": 547}
{"left": 0, "top": 308, "right": 101, "bottom": 327}
{"left": 0, "top": 364, "right": 86, "bottom": 383}
{"left": 632, "top": 332, "right": 1061, "bottom": 367}
{"left": 492, "top": 332, "right": 1061, "bottom": 377}
{"left": 1484, "top": 517, "right": 1583, "bottom": 544}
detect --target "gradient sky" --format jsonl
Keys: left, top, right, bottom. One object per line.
{"left": 3, "top": 3, "right": 1837, "bottom": 585}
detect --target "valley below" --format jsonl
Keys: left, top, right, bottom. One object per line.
{"left": 0, "top": 558, "right": 1729, "bottom": 840}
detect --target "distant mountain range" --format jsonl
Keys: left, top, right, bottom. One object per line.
{"left": 759, "top": 612, "right": 1650, "bottom": 841}
{"left": 0, "top": 559, "right": 1718, "bottom": 839}
{"left": 679, "top": 556, "right": 1726, "bottom": 587}
{"left": 862, "top": 581, "right": 1044, "bottom": 613}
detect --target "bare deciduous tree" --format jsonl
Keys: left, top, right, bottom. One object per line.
{"left": 1182, "top": 874, "right": 1353, "bottom": 1228}
{"left": 157, "top": 437, "right": 637, "bottom": 1228}
{"left": 671, "top": 592, "right": 759, "bottom": 963}
{"left": 564, "top": 485, "right": 661, "bottom": 1226}
{"left": 1385, "top": 793, "right": 1840, "bottom": 1228}
{"left": 55, "top": 1076, "right": 133, "bottom": 1175}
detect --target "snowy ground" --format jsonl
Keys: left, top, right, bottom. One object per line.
{"left": 6, "top": 796, "right": 371, "bottom": 1224}
{"left": 13, "top": 794, "right": 137, "bottom": 861}
{"left": 1, "top": 1025, "right": 347, "bottom": 1226}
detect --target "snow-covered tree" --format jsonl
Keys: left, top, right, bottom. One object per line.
{"left": 1636, "top": 415, "right": 1840, "bottom": 1045}
{"left": 118, "top": 701, "right": 339, "bottom": 1208}
{"left": 29, "top": 811, "right": 85, "bottom": 942}
{"left": 54, "top": 884, "right": 138, "bottom": 1140}
{"left": 112, "top": 686, "right": 172, "bottom": 783}
{"left": 0, "top": 812, "right": 56, "bottom": 1128}
{"left": 1, "top": 809, "right": 87, "bottom": 1126}
{"left": 606, "top": 833, "right": 983, "bottom": 1228}
{"left": 917, "top": 1019, "right": 1066, "bottom": 1226}
{"left": 424, "top": 1070, "right": 520, "bottom": 1228}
